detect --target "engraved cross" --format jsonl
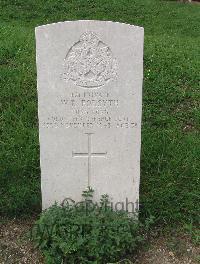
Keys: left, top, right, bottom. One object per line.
{"left": 72, "top": 133, "right": 107, "bottom": 187}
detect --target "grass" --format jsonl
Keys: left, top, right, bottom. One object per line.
{"left": 0, "top": 0, "right": 199, "bottom": 226}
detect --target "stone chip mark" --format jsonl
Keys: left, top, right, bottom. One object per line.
{"left": 63, "top": 31, "right": 118, "bottom": 88}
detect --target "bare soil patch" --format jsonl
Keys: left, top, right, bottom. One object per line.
{"left": 0, "top": 218, "right": 43, "bottom": 264}
{"left": 133, "top": 235, "right": 200, "bottom": 264}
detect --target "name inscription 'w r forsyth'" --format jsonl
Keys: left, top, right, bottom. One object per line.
{"left": 63, "top": 31, "right": 118, "bottom": 88}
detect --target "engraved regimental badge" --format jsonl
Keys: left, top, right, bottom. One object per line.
{"left": 63, "top": 31, "right": 118, "bottom": 88}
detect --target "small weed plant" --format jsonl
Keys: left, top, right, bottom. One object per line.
{"left": 30, "top": 188, "right": 154, "bottom": 263}
{"left": 185, "top": 221, "right": 200, "bottom": 245}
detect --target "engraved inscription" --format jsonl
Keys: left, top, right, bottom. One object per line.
{"left": 72, "top": 133, "right": 107, "bottom": 186}
{"left": 42, "top": 91, "right": 138, "bottom": 129}
{"left": 63, "top": 32, "right": 118, "bottom": 88}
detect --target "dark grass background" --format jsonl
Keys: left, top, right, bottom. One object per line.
{"left": 0, "top": 0, "right": 199, "bottom": 225}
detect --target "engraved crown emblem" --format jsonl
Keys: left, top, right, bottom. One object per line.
{"left": 63, "top": 31, "right": 118, "bottom": 88}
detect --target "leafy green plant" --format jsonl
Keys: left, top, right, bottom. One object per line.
{"left": 30, "top": 189, "right": 154, "bottom": 263}
{"left": 185, "top": 221, "right": 200, "bottom": 245}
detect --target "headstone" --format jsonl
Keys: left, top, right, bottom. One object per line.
{"left": 35, "top": 20, "right": 144, "bottom": 212}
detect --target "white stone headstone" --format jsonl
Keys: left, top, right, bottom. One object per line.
{"left": 35, "top": 20, "right": 144, "bottom": 212}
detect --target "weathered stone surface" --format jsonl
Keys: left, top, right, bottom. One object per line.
{"left": 35, "top": 20, "right": 144, "bottom": 212}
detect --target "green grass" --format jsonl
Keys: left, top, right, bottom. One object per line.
{"left": 0, "top": 0, "right": 199, "bottom": 225}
